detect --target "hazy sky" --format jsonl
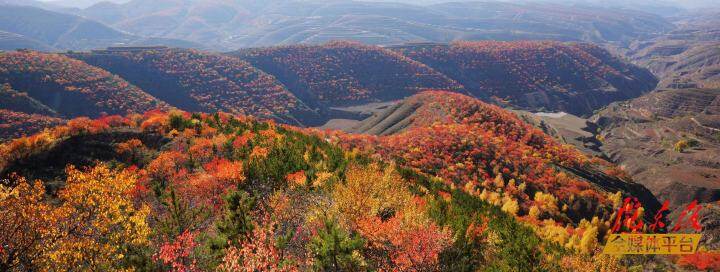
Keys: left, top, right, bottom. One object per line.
{"left": 42, "top": 0, "right": 130, "bottom": 9}
{"left": 37, "top": 0, "right": 720, "bottom": 10}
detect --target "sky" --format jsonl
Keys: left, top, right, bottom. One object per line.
{"left": 36, "top": 0, "right": 720, "bottom": 10}
{"left": 41, "top": 0, "right": 130, "bottom": 9}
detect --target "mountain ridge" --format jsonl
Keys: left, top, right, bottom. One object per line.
{"left": 0, "top": 4, "right": 201, "bottom": 51}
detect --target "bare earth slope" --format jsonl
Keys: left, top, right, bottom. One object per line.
{"left": 592, "top": 88, "right": 720, "bottom": 208}
{"left": 622, "top": 11, "right": 720, "bottom": 90}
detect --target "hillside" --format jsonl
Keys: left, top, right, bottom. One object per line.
{"left": 618, "top": 10, "right": 720, "bottom": 90}
{"left": 235, "top": 41, "right": 465, "bottom": 107}
{"left": 68, "top": 0, "right": 672, "bottom": 50}
{"left": 236, "top": 40, "right": 659, "bottom": 118}
{"left": 670, "top": 10, "right": 720, "bottom": 42}
{"left": 0, "top": 84, "right": 57, "bottom": 116}
{"left": 625, "top": 40, "right": 720, "bottom": 89}
{"left": 0, "top": 4, "right": 125, "bottom": 50}
{"left": 0, "top": 108, "right": 640, "bottom": 271}
{"left": 68, "top": 48, "right": 322, "bottom": 126}
{"left": 0, "top": 50, "right": 166, "bottom": 118}
{"left": 427, "top": 1, "right": 672, "bottom": 43}
{"left": 342, "top": 91, "right": 661, "bottom": 215}
{"left": 592, "top": 88, "right": 720, "bottom": 208}
{"left": 392, "top": 41, "right": 658, "bottom": 116}
{"left": 47, "top": 0, "right": 128, "bottom": 9}
{"left": 346, "top": 90, "right": 720, "bottom": 259}
{"left": 0, "top": 109, "right": 64, "bottom": 140}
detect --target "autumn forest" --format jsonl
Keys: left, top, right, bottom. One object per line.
{"left": 2, "top": 1, "right": 720, "bottom": 271}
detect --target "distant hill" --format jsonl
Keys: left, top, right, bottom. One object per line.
{"left": 0, "top": 0, "right": 58, "bottom": 9}
{"left": 623, "top": 11, "right": 720, "bottom": 90}
{"left": 0, "top": 4, "right": 125, "bottom": 50}
{"left": 666, "top": 11, "right": 720, "bottom": 42}
{"left": 68, "top": 48, "right": 321, "bottom": 126}
{"left": 47, "top": 0, "right": 129, "bottom": 9}
{"left": 0, "top": 50, "right": 167, "bottom": 118}
{"left": 382, "top": 0, "right": 693, "bottom": 16}
{"left": 0, "top": 30, "right": 53, "bottom": 51}
{"left": 640, "top": 42, "right": 720, "bottom": 89}
{"left": 0, "top": 4, "right": 200, "bottom": 51}
{"left": 236, "top": 41, "right": 658, "bottom": 117}
{"left": 70, "top": 0, "right": 673, "bottom": 50}
{"left": 392, "top": 41, "right": 658, "bottom": 116}
{"left": 235, "top": 41, "right": 465, "bottom": 108}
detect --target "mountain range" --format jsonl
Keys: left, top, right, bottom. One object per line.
{"left": 0, "top": 4, "right": 200, "bottom": 51}
{"left": 1, "top": 0, "right": 675, "bottom": 51}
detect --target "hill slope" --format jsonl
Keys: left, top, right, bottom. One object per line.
{"left": 0, "top": 84, "right": 57, "bottom": 116}
{"left": 626, "top": 40, "right": 720, "bottom": 89}
{"left": 0, "top": 109, "right": 64, "bottom": 140}
{"left": 0, "top": 106, "right": 643, "bottom": 271}
{"left": 619, "top": 10, "right": 720, "bottom": 90}
{"left": 392, "top": 41, "right": 658, "bottom": 116}
{"left": 343, "top": 91, "right": 661, "bottom": 216}
{"left": 592, "top": 88, "right": 720, "bottom": 208}
{"left": 0, "top": 50, "right": 166, "bottom": 118}
{"left": 68, "top": 48, "right": 321, "bottom": 126}
{"left": 235, "top": 41, "right": 465, "bottom": 108}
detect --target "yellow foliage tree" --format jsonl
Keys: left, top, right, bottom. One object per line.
{"left": 539, "top": 220, "right": 570, "bottom": 246}
{"left": 501, "top": 197, "right": 519, "bottom": 215}
{"left": 579, "top": 226, "right": 599, "bottom": 254}
{"left": 0, "top": 177, "right": 58, "bottom": 271}
{"left": 518, "top": 182, "right": 526, "bottom": 193}
{"left": 609, "top": 192, "right": 623, "bottom": 209}
{"left": 561, "top": 254, "right": 626, "bottom": 272}
{"left": 42, "top": 164, "right": 151, "bottom": 271}
{"left": 674, "top": 139, "right": 689, "bottom": 152}
{"left": 331, "top": 163, "right": 422, "bottom": 227}
{"left": 533, "top": 191, "right": 559, "bottom": 214}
